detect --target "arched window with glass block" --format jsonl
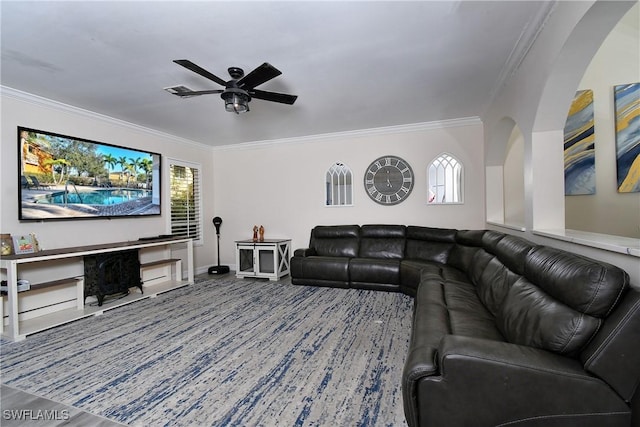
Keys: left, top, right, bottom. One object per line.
{"left": 428, "top": 153, "right": 464, "bottom": 204}
{"left": 325, "top": 162, "right": 353, "bottom": 206}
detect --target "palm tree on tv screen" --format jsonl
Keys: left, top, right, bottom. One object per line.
{"left": 43, "top": 158, "right": 70, "bottom": 185}
{"left": 140, "top": 157, "right": 153, "bottom": 189}
{"left": 117, "top": 156, "right": 128, "bottom": 185}
{"left": 102, "top": 153, "right": 117, "bottom": 185}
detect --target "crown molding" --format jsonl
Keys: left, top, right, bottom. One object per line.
{"left": 2, "top": 85, "right": 482, "bottom": 153}
{"left": 1, "top": 85, "right": 208, "bottom": 149}
{"left": 212, "top": 116, "right": 483, "bottom": 152}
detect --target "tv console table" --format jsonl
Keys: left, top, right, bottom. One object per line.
{"left": 0, "top": 236, "right": 193, "bottom": 341}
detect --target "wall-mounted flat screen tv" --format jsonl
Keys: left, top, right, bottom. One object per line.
{"left": 18, "top": 126, "right": 161, "bottom": 221}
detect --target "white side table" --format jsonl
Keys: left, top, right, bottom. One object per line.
{"left": 235, "top": 239, "right": 291, "bottom": 281}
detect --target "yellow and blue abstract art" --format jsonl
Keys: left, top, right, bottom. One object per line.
{"left": 564, "top": 89, "right": 595, "bottom": 195}
{"left": 615, "top": 83, "right": 640, "bottom": 193}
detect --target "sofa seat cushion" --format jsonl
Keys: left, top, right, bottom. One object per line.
{"left": 290, "top": 256, "right": 351, "bottom": 285}
{"left": 408, "top": 278, "right": 505, "bottom": 376}
{"left": 422, "top": 264, "right": 468, "bottom": 283}
{"left": 400, "top": 260, "right": 436, "bottom": 295}
{"left": 400, "top": 260, "right": 469, "bottom": 296}
{"left": 350, "top": 258, "right": 401, "bottom": 286}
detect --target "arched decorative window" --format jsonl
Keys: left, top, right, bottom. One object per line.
{"left": 428, "top": 153, "right": 463, "bottom": 204}
{"left": 325, "top": 162, "right": 353, "bottom": 206}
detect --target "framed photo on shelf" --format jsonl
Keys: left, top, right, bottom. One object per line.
{"left": 12, "top": 235, "right": 36, "bottom": 254}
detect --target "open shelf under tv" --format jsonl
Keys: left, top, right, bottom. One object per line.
{"left": 1, "top": 236, "right": 193, "bottom": 341}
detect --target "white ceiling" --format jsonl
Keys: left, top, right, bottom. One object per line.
{"left": 1, "top": 1, "right": 553, "bottom": 147}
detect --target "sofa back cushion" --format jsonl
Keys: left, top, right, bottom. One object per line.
{"left": 359, "top": 225, "right": 406, "bottom": 259}
{"left": 481, "top": 231, "right": 535, "bottom": 274}
{"left": 498, "top": 277, "right": 603, "bottom": 355}
{"left": 472, "top": 252, "right": 521, "bottom": 318}
{"left": 310, "top": 225, "right": 360, "bottom": 257}
{"left": 495, "top": 246, "right": 629, "bottom": 356}
{"left": 447, "top": 230, "right": 486, "bottom": 272}
{"left": 405, "top": 226, "right": 456, "bottom": 264}
{"left": 524, "top": 247, "right": 629, "bottom": 317}
{"left": 471, "top": 234, "right": 536, "bottom": 318}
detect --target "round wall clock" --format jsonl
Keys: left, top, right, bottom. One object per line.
{"left": 364, "top": 155, "right": 414, "bottom": 205}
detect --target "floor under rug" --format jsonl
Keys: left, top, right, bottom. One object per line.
{"left": 1, "top": 277, "right": 413, "bottom": 426}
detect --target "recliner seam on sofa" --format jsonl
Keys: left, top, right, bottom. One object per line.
{"left": 560, "top": 312, "right": 585, "bottom": 354}
{"left": 440, "top": 351, "right": 605, "bottom": 382}
{"left": 494, "top": 411, "right": 630, "bottom": 427}
{"left": 585, "top": 297, "right": 640, "bottom": 368}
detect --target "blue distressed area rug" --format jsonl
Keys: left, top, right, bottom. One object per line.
{"left": 1, "top": 278, "right": 412, "bottom": 426}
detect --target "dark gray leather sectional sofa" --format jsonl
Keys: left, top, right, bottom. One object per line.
{"left": 290, "top": 224, "right": 640, "bottom": 427}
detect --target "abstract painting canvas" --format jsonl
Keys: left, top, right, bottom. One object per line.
{"left": 614, "top": 83, "right": 640, "bottom": 193}
{"left": 564, "top": 89, "right": 595, "bottom": 195}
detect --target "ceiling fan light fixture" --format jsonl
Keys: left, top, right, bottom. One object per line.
{"left": 222, "top": 88, "right": 251, "bottom": 114}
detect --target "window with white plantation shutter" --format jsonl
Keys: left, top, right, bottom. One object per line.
{"left": 169, "top": 161, "right": 202, "bottom": 243}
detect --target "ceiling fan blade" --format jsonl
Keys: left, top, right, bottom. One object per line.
{"left": 165, "top": 86, "right": 224, "bottom": 97}
{"left": 237, "top": 63, "right": 282, "bottom": 90}
{"left": 249, "top": 89, "right": 298, "bottom": 105}
{"left": 176, "top": 89, "right": 224, "bottom": 97}
{"left": 173, "top": 59, "right": 227, "bottom": 86}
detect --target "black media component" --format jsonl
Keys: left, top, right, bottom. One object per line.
{"left": 84, "top": 249, "right": 142, "bottom": 305}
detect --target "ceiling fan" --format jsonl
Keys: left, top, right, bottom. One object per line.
{"left": 167, "top": 59, "right": 298, "bottom": 114}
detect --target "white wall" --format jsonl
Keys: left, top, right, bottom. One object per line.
{"left": 566, "top": 4, "right": 640, "bottom": 237}
{"left": 212, "top": 120, "right": 485, "bottom": 267}
{"left": 503, "top": 126, "right": 525, "bottom": 227}
{"left": 0, "top": 90, "right": 216, "bottom": 273}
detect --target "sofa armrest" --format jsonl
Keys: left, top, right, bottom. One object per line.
{"left": 293, "top": 247, "right": 316, "bottom": 257}
{"left": 404, "top": 335, "right": 630, "bottom": 427}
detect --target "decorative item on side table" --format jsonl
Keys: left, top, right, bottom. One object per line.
{"left": 208, "top": 216, "right": 230, "bottom": 275}
{"left": 259, "top": 225, "right": 265, "bottom": 242}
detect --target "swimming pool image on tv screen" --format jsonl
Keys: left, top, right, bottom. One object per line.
{"left": 36, "top": 189, "right": 152, "bottom": 205}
